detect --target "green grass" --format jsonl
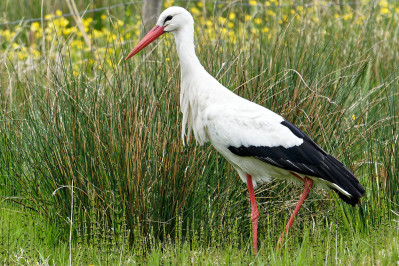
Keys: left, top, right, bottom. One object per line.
{"left": 1, "top": 0, "right": 399, "bottom": 264}
{"left": 1, "top": 202, "right": 398, "bottom": 264}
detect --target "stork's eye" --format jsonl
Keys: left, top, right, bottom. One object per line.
{"left": 164, "top": 15, "right": 173, "bottom": 24}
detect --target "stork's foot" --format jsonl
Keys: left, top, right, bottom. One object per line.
{"left": 277, "top": 174, "right": 313, "bottom": 251}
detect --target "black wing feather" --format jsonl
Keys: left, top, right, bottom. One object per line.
{"left": 228, "top": 120, "right": 365, "bottom": 206}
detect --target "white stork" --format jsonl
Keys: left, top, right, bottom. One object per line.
{"left": 126, "top": 6, "right": 365, "bottom": 253}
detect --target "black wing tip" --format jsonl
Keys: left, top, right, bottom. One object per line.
{"left": 330, "top": 186, "right": 365, "bottom": 206}
{"left": 323, "top": 155, "right": 366, "bottom": 198}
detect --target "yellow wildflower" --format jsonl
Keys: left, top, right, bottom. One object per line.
{"left": 54, "top": 17, "right": 69, "bottom": 27}
{"left": 36, "top": 29, "right": 43, "bottom": 38}
{"left": 228, "top": 22, "right": 234, "bottom": 28}
{"left": 18, "top": 51, "right": 27, "bottom": 60}
{"left": 71, "top": 40, "right": 84, "bottom": 49}
{"left": 32, "top": 49, "right": 41, "bottom": 59}
{"left": 261, "top": 27, "right": 269, "bottom": 33}
{"left": 30, "top": 22, "right": 40, "bottom": 32}
{"left": 342, "top": 13, "right": 353, "bottom": 20}
{"left": 254, "top": 18, "right": 262, "bottom": 25}
{"left": 191, "top": 7, "right": 201, "bottom": 16}
{"left": 245, "top": 15, "right": 252, "bottom": 21}
{"left": 1, "top": 29, "right": 11, "bottom": 41}
{"left": 164, "top": 0, "right": 175, "bottom": 8}
{"left": 356, "top": 15, "right": 366, "bottom": 25}
{"left": 228, "top": 31, "right": 237, "bottom": 43}
{"left": 249, "top": 0, "right": 257, "bottom": 6}
{"left": 93, "top": 29, "right": 103, "bottom": 38}
{"left": 312, "top": 17, "right": 319, "bottom": 23}
{"left": 352, "top": 114, "right": 356, "bottom": 120}
{"left": 282, "top": 15, "right": 288, "bottom": 22}
{"left": 62, "top": 28, "right": 71, "bottom": 35}
{"left": 267, "top": 10, "right": 276, "bottom": 17}
{"left": 379, "top": 0, "right": 389, "bottom": 8}
{"left": 218, "top": 17, "right": 227, "bottom": 24}
{"left": 198, "top": 16, "right": 204, "bottom": 24}
{"left": 55, "top": 10, "right": 62, "bottom": 16}
{"left": 229, "top": 12, "right": 236, "bottom": 20}
{"left": 106, "top": 59, "right": 114, "bottom": 67}
{"left": 106, "top": 34, "right": 117, "bottom": 42}
{"left": 101, "top": 14, "right": 106, "bottom": 20}
{"left": 380, "top": 8, "right": 390, "bottom": 15}
{"left": 83, "top": 17, "right": 93, "bottom": 27}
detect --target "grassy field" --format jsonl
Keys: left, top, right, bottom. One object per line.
{"left": 1, "top": 0, "right": 398, "bottom": 264}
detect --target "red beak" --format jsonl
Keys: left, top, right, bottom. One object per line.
{"left": 125, "top": 25, "right": 165, "bottom": 60}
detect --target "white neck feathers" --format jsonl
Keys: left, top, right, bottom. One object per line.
{"left": 173, "top": 25, "right": 210, "bottom": 145}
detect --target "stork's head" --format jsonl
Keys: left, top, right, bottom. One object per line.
{"left": 125, "top": 6, "right": 193, "bottom": 60}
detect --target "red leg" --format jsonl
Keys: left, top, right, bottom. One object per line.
{"left": 278, "top": 174, "right": 313, "bottom": 248}
{"left": 247, "top": 174, "right": 259, "bottom": 254}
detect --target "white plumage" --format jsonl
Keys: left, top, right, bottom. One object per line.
{"left": 126, "top": 6, "right": 365, "bottom": 253}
